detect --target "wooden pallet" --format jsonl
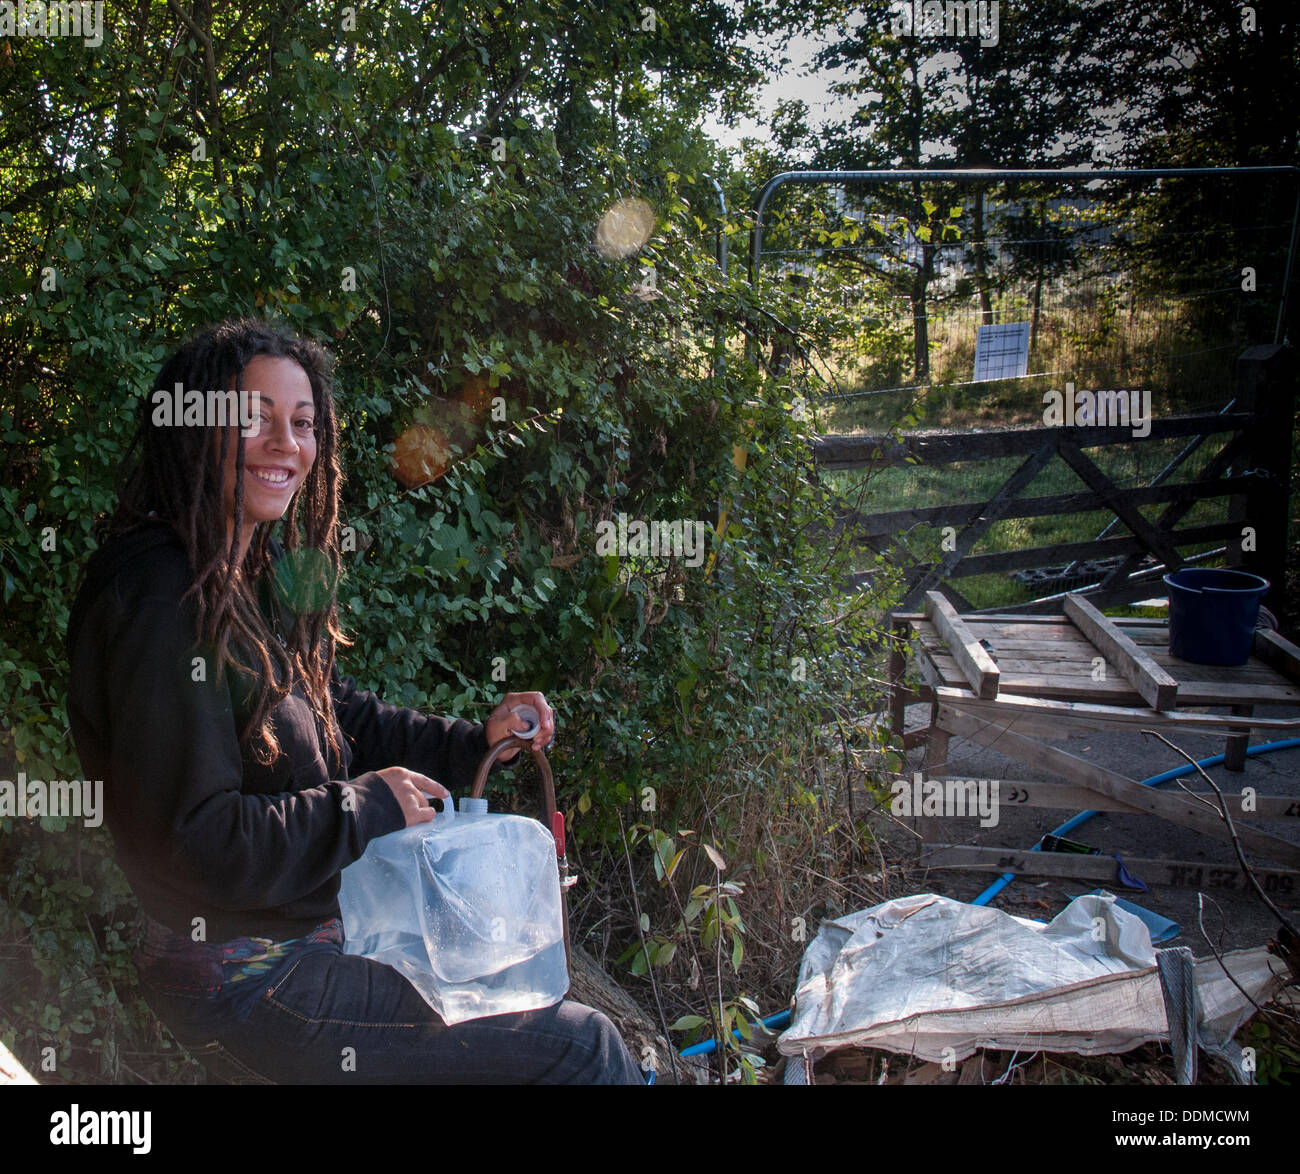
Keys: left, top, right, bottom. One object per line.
{"left": 900, "top": 594, "right": 1300, "bottom": 711}
{"left": 888, "top": 594, "right": 1300, "bottom": 885}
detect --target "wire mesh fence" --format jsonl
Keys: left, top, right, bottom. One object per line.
{"left": 753, "top": 169, "right": 1300, "bottom": 612}
{"left": 752, "top": 168, "right": 1298, "bottom": 427}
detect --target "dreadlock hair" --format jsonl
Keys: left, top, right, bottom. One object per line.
{"left": 111, "top": 317, "right": 347, "bottom": 767}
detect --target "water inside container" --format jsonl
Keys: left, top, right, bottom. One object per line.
{"left": 339, "top": 808, "right": 568, "bottom": 1023}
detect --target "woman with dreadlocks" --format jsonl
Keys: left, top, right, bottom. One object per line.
{"left": 65, "top": 318, "right": 643, "bottom": 1084}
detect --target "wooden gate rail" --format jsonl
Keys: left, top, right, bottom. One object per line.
{"left": 813, "top": 345, "right": 1294, "bottom": 620}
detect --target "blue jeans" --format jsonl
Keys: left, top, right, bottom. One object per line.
{"left": 143, "top": 944, "right": 645, "bottom": 1085}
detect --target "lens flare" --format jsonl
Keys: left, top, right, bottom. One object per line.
{"left": 391, "top": 423, "right": 453, "bottom": 488}
{"left": 594, "top": 196, "right": 655, "bottom": 259}
{"left": 458, "top": 374, "right": 492, "bottom": 418}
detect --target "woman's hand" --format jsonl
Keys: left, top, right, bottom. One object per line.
{"left": 375, "top": 766, "right": 452, "bottom": 827}
{"left": 484, "top": 692, "right": 556, "bottom": 763}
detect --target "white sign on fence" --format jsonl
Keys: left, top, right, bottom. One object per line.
{"left": 973, "top": 322, "right": 1030, "bottom": 382}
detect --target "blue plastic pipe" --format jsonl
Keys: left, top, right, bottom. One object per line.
{"left": 971, "top": 737, "right": 1300, "bottom": 906}
{"left": 679, "top": 1008, "right": 792, "bottom": 1058}
{"left": 678, "top": 737, "right": 1300, "bottom": 1058}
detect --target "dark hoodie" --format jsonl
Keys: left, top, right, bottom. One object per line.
{"left": 65, "top": 522, "right": 497, "bottom": 941}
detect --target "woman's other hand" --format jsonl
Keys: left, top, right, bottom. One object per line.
{"left": 374, "top": 767, "right": 452, "bottom": 827}
{"left": 484, "top": 692, "right": 556, "bottom": 762}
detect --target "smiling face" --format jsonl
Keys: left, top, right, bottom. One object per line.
{"left": 220, "top": 354, "right": 317, "bottom": 558}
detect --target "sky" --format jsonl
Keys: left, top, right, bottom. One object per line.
{"left": 700, "top": 29, "right": 859, "bottom": 158}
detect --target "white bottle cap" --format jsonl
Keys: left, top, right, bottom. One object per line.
{"left": 459, "top": 796, "right": 489, "bottom": 815}
{"left": 509, "top": 703, "right": 541, "bottom": 739}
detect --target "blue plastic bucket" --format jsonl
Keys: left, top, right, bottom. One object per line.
{"left": 1163, "top": 568, "right": 1270, "bottom": 666}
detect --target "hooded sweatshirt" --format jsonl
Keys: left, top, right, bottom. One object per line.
{"left": 65, "top": 521, "right": 498, "bottom": 941}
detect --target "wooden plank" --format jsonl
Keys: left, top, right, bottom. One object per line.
{"left": 900, "top": 439, "right": 1060, "bottom": 609}
{"left": 914, "top": 621, "right": 1088, "bottom": 645}
{"left": 1001, "top": 681, "right": 1142, "bottom": 706}
{"left": 970, "top": 654, "right": 1113, "bottom": 671}
{"left": 936, "top": 687, "right": 1300, "bottom": 733}
{"left": 1254, "top": 628, "right": 1300, "bottom": 684}
{"left": 990, "top": 679, "right": 1300, "bottom": 708}
{"left": 935, "top": 703, "right": 1300, "bottom": 868}
{"left": 1144, "top": 682, "right": 1300, "bottom": 706}
{"left": 995, "top": 778, "right": 1300, "bottom": 821}
{"left": 919, "top": 844, "right": 1300, "bottom": 892}
{"left": 837, "top": 477, "right": 1257, "bottom": 539}
{"left": 993, "top": 672, "right": 1131, "bottom": 695}
{"left": 1056, "top": 439, "right": 1186, "bottom": 570}
{"left": 971, "top": 644, "right": 1292, "bottom": 671}
{"left": 915, "top": 650, "right": 1299, "bottom": 707}
{"left": 980, "top": 657, "right": 1119, "bottom": 675}
{"left": 1065, "top": 593, "right": 1179, "bottom": 710}
{"left": 1095, "top": 431, "right": 1249, "bottom": 591}
{"left": 1157, "top": 663, "right": 1293, "bottom": 687}
{"left": 909, "top": 619, "right": 1300, "bottom": 700}
{"left": 896, "top": 522, "right": 1241, "bottom": 581}
{"left": 957, "top": 628, "right": 1097, "bottom": 648}
{"left": 1225, "top": 704, "right": 1253, "bottom": 773}
{"left": 924, "top": 592, "right": 1000, "bottom": 699}
{"left": 1145, "top": 657, "right": 1286, "bottom": 685}
{"left": 912, "top": 614, "right": 1164, "bottom": 632}
{"left": 1145, "top": 652, "right": 1295, "bottom": 682}
{"left": 935, "top": 696, "right": 1118, "bottom": 733}
{"left": 963, "top": 613, "right": 1159, "bottom": 626}
{"left": 812, "top": 412, "right": 1254, "bottom": 470}
{"left": 964, "top": 620, "right": 1103, "bottom": 635}
{"left": 923, "top": 724, "right": 951, "bottom": 780}
{"left": 915, "top": 651, "right": 949, "bottom": 693}
{"left": 979, "top": 576, "right": 1195, "bottom": 616}
{"left": 930, "top": 669, "right": 1145, "bottom": 707}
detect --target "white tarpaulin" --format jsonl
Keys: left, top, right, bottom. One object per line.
{"left": 778, "top": 892, "right": 1287, "bottom": 1064}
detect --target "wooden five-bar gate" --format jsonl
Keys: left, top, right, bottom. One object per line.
{"left": 813, "top": 344, "right": 1295, "bottom": 623}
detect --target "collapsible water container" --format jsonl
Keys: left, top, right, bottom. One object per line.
{"left": 1163, "top": 568, "right": 1269, "bottom": 667}
{"left": 338, "top": 796, "right": 568, "bottom": 1025}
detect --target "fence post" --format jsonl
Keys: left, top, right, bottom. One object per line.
{"left": 1235, "top": 344, "right": 1296, "bottom": 625}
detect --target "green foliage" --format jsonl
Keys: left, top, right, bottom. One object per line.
{"left": 0, "top": 0, "right": 892, "bottom": 1084}
{"left": 1244, "top": 1016, "right": 1300, "bottom": 1086}
{"left": 620, "top": 823, "right": 761, "bottom": 1083}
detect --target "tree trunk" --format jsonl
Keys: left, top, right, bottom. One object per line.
{"left": 911, "top": 243, "right": 936, "bottom": 384}
{"left": 569, "top": 943, "right": 710, "bottom": 1084}
{"left": 973, "top": 187, "right": 993, "bottom": 325}
{"left": 911, "top": 285, "right": 930, "bottom": 384}
{"left": 1030, "top": 201, "right": 1045, "bottom": 357}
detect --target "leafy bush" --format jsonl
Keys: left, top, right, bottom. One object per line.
{"left": 1, "top": 7, "right": 900, "bottom": 1084}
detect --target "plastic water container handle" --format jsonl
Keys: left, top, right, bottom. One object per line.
{"left": 437, "top": 796, "right": 454, "bottom": 822}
